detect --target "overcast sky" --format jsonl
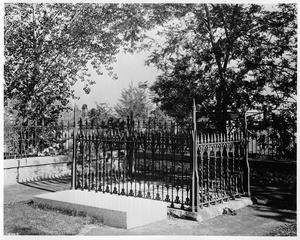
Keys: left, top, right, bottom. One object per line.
{"left": 70, "top": 50, "right": 159, "bottom": 110}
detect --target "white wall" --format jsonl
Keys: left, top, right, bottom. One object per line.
{"left": 4, "top": 155, "right": 72, "bottom": 185}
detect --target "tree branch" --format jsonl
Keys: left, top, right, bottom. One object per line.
{"left": 222, "top": 4, "right": 239, "bottom": 70}
{"left": 204, "top": 4, "right": 223, "bottom": 77}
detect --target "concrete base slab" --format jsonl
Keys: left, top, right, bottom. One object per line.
{"left": 33, "top": 190, "right": 167, "bottom": 229}
{"left": 169, "top": 197, "right": 253, "bottom": 222}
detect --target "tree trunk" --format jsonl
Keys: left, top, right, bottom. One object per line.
{"left": 215, "top": 76, "right": 229, "bottom": 133}
{"left": 204, "top": 4, "right": 229, "bottom": 133}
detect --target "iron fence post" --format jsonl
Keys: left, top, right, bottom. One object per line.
{"left": 71, "top": 105, "right": 77, "bottom": 190}
{"left": 243, "top": 113, "right": 251, "bottom": 197}
{"left": 127, "top": 111, "right": 134, "bottom": 177}
{"left": 191, "top": 98, "right": 200, "bottom": 213}
{"left": 19, "top": 121, "right": 23, "bottom": 159}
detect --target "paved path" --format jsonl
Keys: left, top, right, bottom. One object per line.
{"left": 84, "top": 205, "right": 296, "bottom": 236}
{"left": 3, "top": 179, "right": 297, "bottom": 236}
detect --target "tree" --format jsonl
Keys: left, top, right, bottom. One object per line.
{"left": 88, "top": 103, "right": 114, "bottom": 124}
{"left": 146, "top": 4, "right": 297, "bottom": 131}
{"left": 4, "top": 99, "right": 20, "bottom": 155}
{"left": 270, "top": 106, "right": 296, "bottom": 159}
{"left": 115, "top": 82, "right": 152, "bottom": 120}
{"left": 4, "top": 3, "right": 158, "bottom": 122}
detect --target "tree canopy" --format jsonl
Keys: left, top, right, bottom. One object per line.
{"left": 4, "top": 3, "right": 159, "bottom": 122}
{"left": 5, "top": 3, "right": 297, "bottom": 131}
{"left": 115, "top": 82, "right": 152, "bottom": 120}
{"left": 88, "top": 103, "right": 114, "bottom": 124}
{"left": 146, "top": 4, "right": 297, "bottom": 130}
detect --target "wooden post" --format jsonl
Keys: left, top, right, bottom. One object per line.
{"left": 191, "top": 99, "right": 200, "bottom": 212}
{"left": 71, "top": 104, "right": 77, "bottom": 190}
{"left": 243, "top": 113, "right": 251, "bottom": 197}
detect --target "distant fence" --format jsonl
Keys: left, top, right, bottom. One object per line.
{"left": 248, "top": 128, "right": 296, "bottom": 161}
{"left": 4, "top": 118, "right": 295, "bottom": 162}
{"left": 4, "top": 121, "right": 74, "bottom": 159}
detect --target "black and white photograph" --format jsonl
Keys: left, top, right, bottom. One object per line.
{"left": 2, "top": 1, "right": 298, "bottom": 237}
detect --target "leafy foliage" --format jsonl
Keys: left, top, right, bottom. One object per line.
{"left": 88, "top": 103, "right": 114, "bottom": 124}
{"left": 247, "top": 102, "right": 296, "bottom": 159}
{"left": 146, "top": 4, "right": 297, "bottom": 130}
{"left": 5, "top": 3, "right": 296, "bottom": 137}
{"left": 115, "top": 82, "right": 152, "bottom": 120}
{"left": 4, "top": 3, "right": 157, "bottom": 122}
{"left": 269, "top": 106, "right": 296, "bottom": 158}
{"left": 4, "top": 100, "right": 20, "bottom": 154}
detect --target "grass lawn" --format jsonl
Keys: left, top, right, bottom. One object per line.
{"left": 4, "top": 201, "right": 103, "bottom": 235}
{"left": 265, "top": 222, "right": 297, "bottom": 236}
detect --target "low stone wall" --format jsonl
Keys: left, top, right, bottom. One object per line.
{"left": 4, "top": 155, "right": 72, "bottom": 185}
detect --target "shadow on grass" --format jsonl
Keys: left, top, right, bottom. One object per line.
{"left": 11, "top": 226, "right": 47, "bottom": 235}
{"left": 251, "top": 185, "right": 296, "bottom": 210}
{"left": 251, "top": 205, "right": 296, "bottom": 223}
{"left": 250, "top": 184, "right": 297, "bottom": 229}
{"left": 18, "top": 177, "right": 71, "bottom": 193}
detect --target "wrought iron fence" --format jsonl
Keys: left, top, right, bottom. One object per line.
{"left": 3, "top": 113, "right": 248, "bottom": 211}
{"left": 196, "top": 131, "right": 245, "bottom": 208}
{"left": 4, "top": 121, "right": 74, "bottom": 159}
{"left": 73, "top": 116, "right": 246, "bottom": 211}
{"left": 248, "top": 128, "right": 296, "bottom": 161}
{"left": 74, "top": 118, "right": 193, "bottom": 209}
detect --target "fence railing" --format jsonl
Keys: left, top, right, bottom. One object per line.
{"left": 3, "top": 116, "right": 248, "bottom": 210}
{"left": 196, "top": 131, "right": 245, "bottom": 208}
{"left": 72, "top": 117, "right": 246, "bottom": 211}
{"left": 4, "top": 117, "right": 295, "bottom": 162}
{"left": 4, "top": 121, "right": 74, "bottom": 159}
{"left": 248, "top": 128, "right": 296, "bottom": 161}
{"left": 74, "top": 118, "right": 194, "bottom": 210}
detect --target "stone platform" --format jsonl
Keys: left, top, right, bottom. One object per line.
{"left": 169, "top": 197, "right": 253, "bottom": 222}
{"left": 33, "top": 190, "right": 167, "bottom": 229}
